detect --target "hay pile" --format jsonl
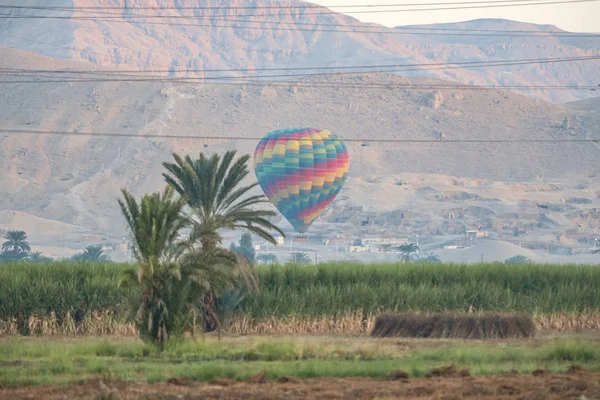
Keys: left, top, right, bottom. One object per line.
{"left": 371, "top": 313, "right": 535, "bottom": 339}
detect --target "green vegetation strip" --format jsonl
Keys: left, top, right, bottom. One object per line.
{"left": 1, "top": 262, "right": 600, "bottom": 330}
{"left": 0, "top": 336, "right": 599, "bottom": 386}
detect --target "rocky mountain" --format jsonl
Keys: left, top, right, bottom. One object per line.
{"left": 1, "top": 47, "right": 599, "bottom": 259}
{"left": 0, "top": 1, "right": 599, "bottom": 103}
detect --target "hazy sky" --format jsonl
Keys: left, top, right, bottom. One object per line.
{"left": 311, "top": 0, "right": 600, "bottom": 32}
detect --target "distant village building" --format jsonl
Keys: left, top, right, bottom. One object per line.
{"left": 361, "top": 238, "right": 409, "bottom": 246}
{"left": 354, "top": 237, "right": 411, "bottom": 253}
{"left": 466, "top": 229, "right": 488, "bottom": 239}
{"left": 345, "top": 245, "right": 368, "bottom": 253}
{"left": 444, "top": 244, "right": 466, "bottom": 250}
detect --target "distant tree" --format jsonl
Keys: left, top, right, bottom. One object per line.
{"left": 28, "top": 252, "right": 53, "bottom": 263}
{"left": 416, "top": 252, "right": 441, "bottom": 263}
{"left": 72, "top": 245, "right": 110, "bottom": 262}
{"left": 397, "top": 242, "right": 419, "bottom": 263}
{"left": 230, "top": 233, "right": 256, "bottom": 263}
{"left": 289, "top": 252, "right": 311, "bottom": 264}
{"left": 0, "top": 249, "right": 28, "bottom": 262}
{"left": 592, "top": 248, "right": 600, "bottom": 254}
{"left": 256, "top": 253, "right": 278, "bottom": 264}
{"left": 2, "top": 230, "right": 31, "bottom": 253}
{"left": 505, "top": 255, "right": 531, "bottom": 264}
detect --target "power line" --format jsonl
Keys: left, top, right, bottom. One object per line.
{"left": 2, "top": 0, "right": 598, "bottom": 16}
{"left": 0, "top": 77, "right": 596, "bottom": 90}
{"left": 0, "top": 75, "right": 597, "bottom": 90}
{"left": 3, "top": 3, "right": 598, "bottom": 36}
{"left": 1, "top": 128, "right": 598, "bottom": 143}
{"left": 0, "top": 0, "right": 572, "bottom": 11}
{"left": 1, "top": 55, "right": 597, "bottom": 77}
{"left": 3, "top": 14, "right": 597, "bottom": 37}
{"left": 2, "top": 0, "right": 599, "bottom": 28}
{"left": 0, "top": 56, "right": 598, "bottom": 89}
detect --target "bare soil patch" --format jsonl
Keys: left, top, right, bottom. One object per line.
{"left": 2, "top": 372, "right": 599, "bottom": 400}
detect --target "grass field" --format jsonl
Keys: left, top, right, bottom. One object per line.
{"left": 1, "top": 261, "right": 600, "bottom": 335}
{"left": 1, "top": 335, "right": 599, "bottom": 387}
{"left": 1, "top": 261, "right": 599, "bottom": 398}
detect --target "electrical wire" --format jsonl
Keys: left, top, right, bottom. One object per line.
{"left": 0, "top": 0, "right": 578, "bottom": 11}
{"left": 0, "top": 76, "right": 597, "bottom": 90}
{"left": 3, "top": 2, "right": 598, "bottom": 36}
{"left": 1, "top": 128, "right": 598, "bottom": 142}
{"left": 1, "top": 0, "right": 599, "bottom": 37}
{"left": 2, "top": 0, "right": 598, "bottom": 16}
{"left": 1, "top": 55, "right": 597, "bottom": 78}
{"left": 1, "top": 77, "right": 597, "bottom": 90}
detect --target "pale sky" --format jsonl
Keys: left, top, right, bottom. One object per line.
{"left": 311, "top": 0, "right": 600, "bottom": 33}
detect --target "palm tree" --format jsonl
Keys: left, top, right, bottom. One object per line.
{"left": 397, "top": 242, "right": 419, "bottom": 263}
{"left": 289, "top": 252, "right": 311, "bottom": 264}
{"left": 28, "top": 252, "right": 53, "bottom": 263}
{"left": 162, "top": 150, "right": 283, "bottom": 331}
{"left": 162, "top": 150, "right": 284, "bottom": 250}
{"left": 416, "top": 252, "right": 441, "bottom": 264}
{"left": 72, "top": 245, "right": 110, "bottom": 262}
{"left": 505, "top": 255, "right": 531, "bottom": 264}
{"left": 257, "top": 253, "right": 278, "bottom": 264}
{"left": 118, "top": 186, "right": 188, "bottom": 349}
{"left": 2, "top": 230, "right": 31, "bottom": 253}
{"left": 0, "top": 249, "right": 28, "bottom": 262}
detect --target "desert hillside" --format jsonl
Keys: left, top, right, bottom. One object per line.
{"left": 1, "top": 47, "right": 599, "bottom": 261}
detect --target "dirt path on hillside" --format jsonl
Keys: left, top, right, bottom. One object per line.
{"left": 2, "top": 370, "right": 598, "bottom": 400}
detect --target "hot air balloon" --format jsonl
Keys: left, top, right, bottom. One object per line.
{"left": 254, "top": 128, "right": 350, "bottom": 234}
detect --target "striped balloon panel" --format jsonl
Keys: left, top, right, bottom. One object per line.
{"left": 254, "top": 128, "right": 350, "bottom": 233}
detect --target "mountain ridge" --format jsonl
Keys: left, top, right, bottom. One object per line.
{"left": 0, "top": 1, "right": 599, "bottom": 102}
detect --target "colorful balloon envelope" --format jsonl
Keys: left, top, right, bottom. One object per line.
{"left": 254, "top": 128, "right": 350, "bottom": 233}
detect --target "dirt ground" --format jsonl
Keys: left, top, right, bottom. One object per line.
{"left": 2, "top": 370, "right": 598, "bottom": 400}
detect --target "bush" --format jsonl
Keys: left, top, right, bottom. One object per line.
{"left": 371, "top": 313, "right": 536, "bottom": 339}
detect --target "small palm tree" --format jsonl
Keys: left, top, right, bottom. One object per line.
{"left": 416, "top": 252, "right": 441, "bottom": 264}
{"left": 505, "top": 255, "right": 531, "bottom": 264}
{"left": 118, "top": 186, "right": 188, "bottom": 349}
{"left": 289, "top": 252, "right": 311, "bottom": 264}
{"left": 0, "top": 249, "right": 28, "bottom": 262}
{"left": 397, "top": 242, "right": 419, "bottom": 263}
{"left": 72, "top": 245, "right": 109, "bottom": 262}
{"left": 28, "top": 252, "right": 52, "bottom": 263}
{"left": 2, "top": 230, "right": 31, "bottom": 253}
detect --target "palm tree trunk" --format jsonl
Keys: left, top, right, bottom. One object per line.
{"left": 202, "top": 292, "right": 219, "bottom": 332}
{"left": 200, "top": 237, "right": 220, "bottom": 333}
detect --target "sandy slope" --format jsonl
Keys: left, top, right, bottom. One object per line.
{"left": 0, "top": 48, "right": 599, "bottom": 261}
